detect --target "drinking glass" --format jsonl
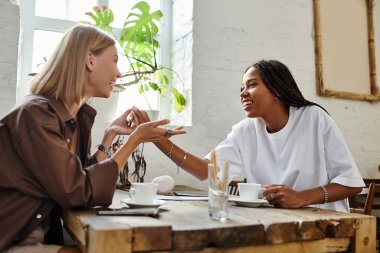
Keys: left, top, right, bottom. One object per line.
{"left": 208, "top": 163, "right": 228, "bottom": 221}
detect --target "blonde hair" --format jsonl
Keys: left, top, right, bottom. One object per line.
{"left": 29, "top": 24, "right": 115, "bottom": 105}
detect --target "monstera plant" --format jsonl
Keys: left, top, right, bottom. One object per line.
{"left": 85, "top": 2, "right": 186, "bottom": 113}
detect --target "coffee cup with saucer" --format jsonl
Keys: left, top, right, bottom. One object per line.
{"left": 121, "top": 182, "right": 166, "bottom": 208}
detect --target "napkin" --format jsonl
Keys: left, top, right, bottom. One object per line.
{"left": 152, "top": 175, "right": 175, "bottom": 194}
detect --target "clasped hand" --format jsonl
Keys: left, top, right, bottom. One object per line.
{"left": 107, "top": 106, "right": 186, "bottom": 142}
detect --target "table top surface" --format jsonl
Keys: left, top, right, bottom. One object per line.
{"left": 106, "top": 189, "right": 360, "bottom": 228}
{"left": 64, "top": 189, "right": 375, "bottom": 252}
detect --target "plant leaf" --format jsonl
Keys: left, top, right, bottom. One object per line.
{"left": 84, "top": 6, "right": 114, "bottom": 32}
{"left": 149, "top": 82, "right": 160, "bottom": 92}
{"left": 120, "top": 1, "right": 162, "bottom": 67}
{"left": 171, "top": 87, "right": 186, "bottom": 113}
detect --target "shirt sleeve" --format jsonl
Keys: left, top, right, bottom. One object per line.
{"left": 205, "top": 123, "right": 245, "bottom": 183}
{"left": 321, "top": 112, "right": 365, "bottom": 187}
{"left": 13, "top": 103, "right": 118, "bottom": 208}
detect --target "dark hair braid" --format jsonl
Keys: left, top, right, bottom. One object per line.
{"left": 247, "top": 60, "right": 327, "bottom": 113}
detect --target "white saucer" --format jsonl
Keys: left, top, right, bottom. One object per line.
{"left": 121, "top": 198, "right": 167, "bottom": 208}
{"left": 229, "top": 197, "right": 269, "bottom": 208}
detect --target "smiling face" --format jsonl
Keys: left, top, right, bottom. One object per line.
{"left": 85, "top": 44, "right": 121, "bottom": 99}
{"left": 240, "top": 67, "right": 278, "bottom": 118}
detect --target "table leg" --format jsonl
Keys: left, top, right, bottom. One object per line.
{"left": 350, "top": 216, "right": 376, "bottom": 253}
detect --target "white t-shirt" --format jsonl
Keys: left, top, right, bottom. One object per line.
{"left": 205, "top": 106, "right": 364, "bottom": 212}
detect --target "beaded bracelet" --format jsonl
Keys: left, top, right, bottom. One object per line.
{"left": 321, "top": 185, "right": 328, "bottom": 204}
{"left": 96, "top": 144, "right": 112, "bottom": 157}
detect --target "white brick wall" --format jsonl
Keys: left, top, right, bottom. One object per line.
{"left": 0, "top": 0, "right": 19, "bottom": 118}
{"left": 158, "top": 0, "right": 380, "bottom": 188}
{"left": 169, "top": 0, "right": 193, "bottom": 125}
{"left": 188, "top": 0, "right": 380, "bottom": 185}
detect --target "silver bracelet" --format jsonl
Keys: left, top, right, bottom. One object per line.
{"left": 321, "top": 185, "right": 328, "bottom": 204}
{"left": 96, "top": 144, "right": 112, "bottom": 157}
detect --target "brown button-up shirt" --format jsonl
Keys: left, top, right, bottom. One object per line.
{"left": 0, "top": 94, "right": 118, "bottom": 251}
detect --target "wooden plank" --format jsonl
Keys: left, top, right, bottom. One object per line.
{"left": 298, "top": 221, "right": 325, "bottom": 241}
{"left": 62, "top": 209, "right": 96, "bottom": 252}
{"left": 208, "top": 225, "right": 265, "bottom": 247}
{"left": 132, "top": 226, "right": 172, "bottom": 251}
{"left": 172, "top": 229, "right": 209, "bottom": 251}
{"left": 349, "top": 216, "right": 376, "bottom": 253}
{"left": 266, "top": 222, "right": 298, "bottom": 244}
{"left": 173, "top": 224, "right": 265, "bottom": 251}
{"left": 81, "top": 213, "right": 173, "bottom": 252}
{"left": 168, "top": 237, "right": 350, "bottom": 253}
{"left": 87, "top": 222, "right": 132, "bottom": 253}
{"left": 317, "top": 219, "right": 356, "bottom": 238}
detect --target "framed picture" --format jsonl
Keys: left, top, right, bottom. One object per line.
{"left": 313, "top": 0, "right": 379, "bottom": 101}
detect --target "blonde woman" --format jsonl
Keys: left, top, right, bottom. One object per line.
{"left": 0, "top": 24, "right": 185, "bottom": 253}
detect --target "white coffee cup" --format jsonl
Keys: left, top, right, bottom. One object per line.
{"left": 129, "top": 182, "right": 158, "bottom": 204}
{"left": 238, "top": 183, "right": 264, "bottom": 201}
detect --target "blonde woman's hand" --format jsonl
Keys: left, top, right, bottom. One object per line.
{"left": 131, "top": 119, "right": 186, "bottom": 144}
{"left": 106, "top": 107, "right": 139, "bottom": 136}
{"left": 132, "top": 109, "right": 185, "bottom": 136}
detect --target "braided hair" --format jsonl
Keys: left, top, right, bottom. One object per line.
{"left": 246, "top": 60, "right": 327, "bottom": 113}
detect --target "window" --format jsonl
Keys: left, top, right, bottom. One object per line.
{"left": 18, "top": 0, "right": 170, "bottom": 120}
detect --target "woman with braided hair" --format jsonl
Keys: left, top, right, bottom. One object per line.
{"left": 137, "top": 59, "right": 364, "bottom": 212}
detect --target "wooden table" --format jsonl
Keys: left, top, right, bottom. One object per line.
{"left": 63, "top": 189, "right": 376, "bottom": 253}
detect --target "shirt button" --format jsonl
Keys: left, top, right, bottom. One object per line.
{"left": 67, "top": 139, "right": 71, "bottom": 143}
{"left": 36, "top": 214, "right": 42, "bottom": 219}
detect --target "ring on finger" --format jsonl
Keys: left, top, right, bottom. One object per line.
{"left": 166, "top": 129, "right": 173, "bottom": 138}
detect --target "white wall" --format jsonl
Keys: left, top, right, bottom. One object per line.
{"left": 0, "top": 0, "right": 19, "bottom": 118}
{"left": 138, "top": 0, "right": 380, "bottom": 190}
{"left": 189, "top": 0, "right": 380, "bottom": 187}
{"left": 1, "top": 0, "right": 380, "bottom": 191}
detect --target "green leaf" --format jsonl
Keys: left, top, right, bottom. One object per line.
{"left": 139, "top": 85, "right": 144, "bottom": 94}
{"left": 159, "top": 73, "right": 169, "bottom": 86}
{"left": 84, "top": 6, "right": 114, "bottom": 32}
{"left": 120, "top": 1, "right": 162, "bottom": 66}
{"left": 104, "top": 7, "right": 114, "bottom": 24}
{"left": 171, "top": 88, "right": 187, "bottom": 113}
{"left": 149, "top": 82, "right": 160, "bottom": 91}
{"left": 173, "top": 100, "right": 184, "bottom": 113}
{"left": 153, "top": 70, "right": 173, "bottom": 94}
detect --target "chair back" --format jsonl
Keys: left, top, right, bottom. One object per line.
{"left": 363, "top": 178, "right": 380, "bottom": 212}
{"left": 349, "top": 178, "right": 380, "bottom": 249}
{"left": 228, "top": 178, "right": 247, "bottom": 196}
{"left": 349, "top": 182, "right": 379, "bottom": 215}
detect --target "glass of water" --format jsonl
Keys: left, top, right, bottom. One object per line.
{"left": 208, "top": 163, "right": 228, "bottom": 221}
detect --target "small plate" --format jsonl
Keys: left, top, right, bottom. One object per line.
{"left": 121, "top": 198, "right": 167, "bottom": 208}
{"left": 229, "top": 197, "right": 269, "bottom": 208}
